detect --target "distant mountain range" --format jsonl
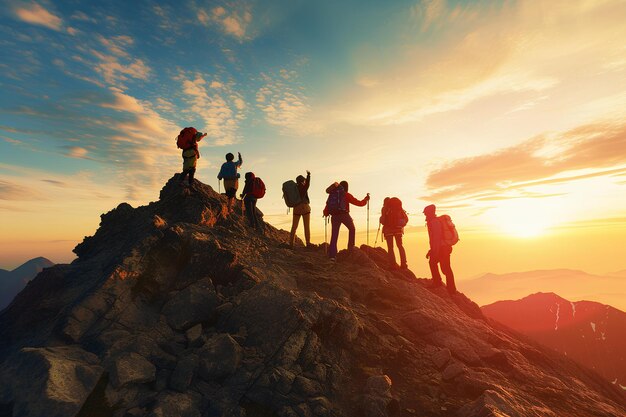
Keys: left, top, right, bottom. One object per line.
{"left": 460, "top": 269, "right": 626, "bottom": 311}
{"left": 482, "top": 292, "right": 626, "bottom": 389}
{"left": 0, "top": 257, "right": 55, "bottom": 310}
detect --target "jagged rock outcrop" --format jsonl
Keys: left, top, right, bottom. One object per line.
{"left": 0, "top": 177, "right": 624, "bottom": 417}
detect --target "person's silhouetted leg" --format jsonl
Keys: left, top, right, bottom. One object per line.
{"left": 386, "top": 236, "right": 397, "bottom": 268}
{"left": 244, "top": 196, "right": 258, "bottom": 228}
{"left": 344, "top": 214, "right": 356, "bottom": 250}
{"left": 396, "top": 235, "right": 407, "bottom": 268}
{"left": 429, "top": 256, "right": 443, "bottom": 286}
{"left": 440, "top": 246, "right": 456, "bottom": 293}
{"left": 303, "top": 213, "right": 311, "bottom": 245}
{"left": 188, "top": 167, "right": 195, "bottom": 185}
{"left": 329, "top": 215, "right": 342, "bottom": 259}
{"left": 289, "top": 214, "right": 301, "bottom": 247}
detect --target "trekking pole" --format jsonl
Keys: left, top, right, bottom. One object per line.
{"left": 367, "top": 198, "right": 370, "bottom": 246}
{"left": 374, "top": 222, "right": 381, "bottom": 246}
{"left": 324, "top": 216, "right": 328, "bottom": 253}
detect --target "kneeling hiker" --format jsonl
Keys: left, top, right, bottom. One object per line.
{"left": 241, "top": 172, "right": 266, "bottom": 230}
{"left": 380, "top": 197, "right": 408, "bottom": 269}
{"left": 217, "top": 152, "right": 243, "bottom": 212}
{"left": 423, "top": 204, "right": 459, "bottom": 293}
{"left": 176, "top": 127, "right": 206, "bottom": 186}
{"left": 324, "top": 181, "right": 370, "bottom": 261}
{"left": 283, "top": 171, "right": 312, "bottom": 248}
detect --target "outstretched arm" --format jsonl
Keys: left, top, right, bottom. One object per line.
{"left": 237, "top": 152, "right": 243, "bottom": 167}
{"left": 347, "top": 192, "right": 370, "bottom": 207}
{"left": 304, "top": 170, "right": 311, "bottom": 191}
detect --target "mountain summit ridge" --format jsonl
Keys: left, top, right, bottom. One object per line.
{"left": 0, "top": 176, "right": 623, "bottom": 417}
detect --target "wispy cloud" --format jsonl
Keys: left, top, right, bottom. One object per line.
{"left": 331, "top": 0, "right": 626, "bottom": 127}
{"left": 197, "top": 3, "right": 253, "bottom": 40}
{"left": 424, "top": 119, "right": 626, "bottom": 201}
{"left": 0, "top": 179, "right": 40, "bottom": 200}
{"left": 411, "top": 0, "right": 447, "bottom": 32}
{"left": 177, "top": 71, "right": 246, "bottom": 146}
{"left": 14, "top": 3, "right": 62, "bottom": 31}
{"left": 256, "top": 70, "right": 315, "bottom": 134}
{"left": 63, "top": 146, "right": 90, "bottom": 159}
{"left": 13, "top": 3, "right": 77, "bottom": 35}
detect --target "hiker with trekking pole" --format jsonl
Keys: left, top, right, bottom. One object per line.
{"left": 323, "top": 180, "right": 370, "bottom": 262}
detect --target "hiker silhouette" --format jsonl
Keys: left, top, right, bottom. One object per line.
{"left": 380, "top": 197, "right": 408, "bottom": 269}
{"left": 218, "top": 152, "right": 243, "bottom": 212}
{"left": 424, "top": 204, "right": 457, "bottom": 294}
{"left": 241, "top": 172, "right": 265, "bottom": 231}
{"left": 176, "top": 127, "right": 206, "bottom": 186}
{"left": 324, "top": 180, "right": 370, "bottom": 261}
{"left": 287, "top": 171, "right": 312, "bottom": 248}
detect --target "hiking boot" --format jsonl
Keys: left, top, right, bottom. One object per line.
{"left": 400, "top": 263, "right": 409, "bottom": 270}
{"left": 428, "top": 280, "right": 443, "bottom": 289}
{"left": 447, "top": 286, "right": 457, "bottom": 294}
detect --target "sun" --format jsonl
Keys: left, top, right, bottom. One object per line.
{"left": 487, "top": 199, "right": 553, "bottom": 238}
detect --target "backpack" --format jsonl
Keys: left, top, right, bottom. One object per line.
{"left": 382, "top": 197, "right": 408, "bottom": 228}
{"left": 282, "top": 180, "right": 302, "bottom": 208}
{"left": 177, "top": 127, "right": 197, "bottom": 150}
{"left": 439, "top": 214, "right": 459, "bottom": 246}
{"left": 325, "top": 183, "right": 347, "bottom": 215}
{"left": 251, "top": 176, "right": 266, "bottom": 199}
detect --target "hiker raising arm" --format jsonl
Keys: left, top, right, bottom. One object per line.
{"left": 217, "top": 152, "right": 243, "bottom": 213}
{"left": 288, "top": 170, "right": 312, "bottom": 248}
{"left": 324, "top": 180, "right": 370, "bottom": 261}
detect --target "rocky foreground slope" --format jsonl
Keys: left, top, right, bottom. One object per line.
{"left": 0, "top": 177, "right": 624, "bottom": 417}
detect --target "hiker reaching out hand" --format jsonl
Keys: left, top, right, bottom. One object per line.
{"left": 323, "top": 180, "right": 370, "bottom": 261}
{"left": 176, "top": 127, "right": 206, "bottom": 186}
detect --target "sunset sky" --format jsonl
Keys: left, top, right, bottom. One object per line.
{"left": 1, "top": 1, "right": 625, "bottom": 284}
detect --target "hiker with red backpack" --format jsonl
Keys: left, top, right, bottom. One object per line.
{"left": 176, "top": 127, "right": 207, "bottom": 186}
{"left": 241, "top": 172, "right": 266, "bottom": 230}
{"left": 324, "top": 181, "right": 370, "bottom": 261}
{"left": 284, "top": 171, "right": 312, "bottom": 249}
{"left": 423, "top": 204, "right": 458, "bottom": 293}
{"left": 217, "top": 152, "right": 243, "bottom": 212}
{"left": 380, "top": 197, "right": 409, "bottom": 269}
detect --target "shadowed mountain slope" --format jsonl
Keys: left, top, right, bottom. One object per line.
{"left": 0, "top": 177, "right": 623, "bottom": 417}
{"left": 482, "top": 292, "right": 626, "bottom": 389}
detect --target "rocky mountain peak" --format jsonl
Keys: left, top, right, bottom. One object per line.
{"left": 0, "top": 177, "right": 624, "bottom": 417}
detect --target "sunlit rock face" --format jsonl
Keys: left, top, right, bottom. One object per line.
{"left": 0, "top": 177, "right": 624, "bottom": 417}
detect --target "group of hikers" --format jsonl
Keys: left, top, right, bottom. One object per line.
{"left": 176, "top": 127, "right": 458, "bottom": 294}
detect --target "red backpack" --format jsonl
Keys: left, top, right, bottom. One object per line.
{"left": 439, "top": 214, "right": 459, "bottom": 246}
{"left": 176, "top": 127, "right": 197, "bottom": 150}
{"left": 382, "top": 197, "right": 408, "bottom": 227}
{"left": 250, "top": 174, "right": 266, "bottom": 198}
